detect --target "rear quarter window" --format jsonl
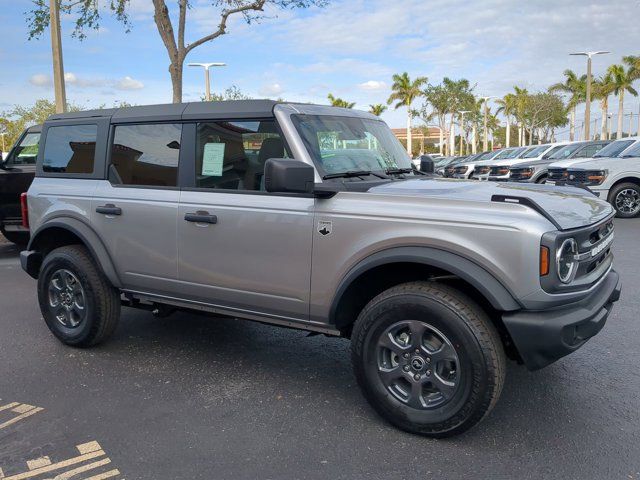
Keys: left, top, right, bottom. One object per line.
{"left": 43, "top": 124, "right": 98, "bottom": 174}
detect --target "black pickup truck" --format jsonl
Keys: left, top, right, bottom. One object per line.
{"left": 0, "top": 124, "right": 41, "bottom": 245}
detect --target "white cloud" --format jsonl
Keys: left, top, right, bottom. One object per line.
{"left": 358, "top": 80, "right": 387, "bottom": 91}
{"left": 114, "top": 76, "right": 144, "bottom": 90}
{"left": 259, "top": 83, "right": 284, "bottom": 97}
{"left": 30, "top": 74, "right": 51, "bottom": 87}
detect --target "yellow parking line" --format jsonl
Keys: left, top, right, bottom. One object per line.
{"left": 81, "top": 470, "right": 120, "bottom": 480}
{"left": 1, "top": 450, "right": 106, "bottom": 480}
{"left": 0, "top": 403, "right": 20, "bottom": 413}
{"left": 0, "top": 407, "right": 43, "bottom": 430}
{"left": 51, "top": 458, "right": 112, "bottom": 480}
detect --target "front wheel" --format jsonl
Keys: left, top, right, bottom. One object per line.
{"left": 351, "top": 282, "right": 505, "bottom": 437}
{"left": 609, "top": 183, "right": 640, "bottom": 218}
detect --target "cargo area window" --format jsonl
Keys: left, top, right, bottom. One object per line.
{"left": 194, "top": 120, "right": 285, "bottom": 192}
{"left": 43, "top": 124, "right": 97, "bottom": 174}
{"left": 109, "top": 123, "right": 182, "bottom": 187}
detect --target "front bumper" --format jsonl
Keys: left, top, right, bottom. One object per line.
{"left": 502, "top": 269, "right": 621, "bottom": 371}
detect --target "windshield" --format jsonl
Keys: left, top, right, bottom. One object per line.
{"left": 505, "top": 147, "right": 528, "bottom": 159}
{"left": 621, "top": 142, "right": 640, "bottom": 158}
{"left": 292, "top": 114, "right": 411, "bottom": 176}
{"left": 523, "top": 145, "right": 549, "bottom": 158}
{"left": 593, "top": 139, "right": 635, "bottom": 158}
{"left": 549, "top": 143, "right": 584, "bottom": 159}
{"left": 478, "top": 151, "right": 498, "bottom": 160}
{"left": 493, "top": 148, "right": 516, "bottom": 160}
{"left": 4, "top": 132, "right": 40, "bottom": 166}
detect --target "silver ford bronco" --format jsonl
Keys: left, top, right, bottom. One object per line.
{"left": 21, "top": 101, "right": 621, "bottom": 437}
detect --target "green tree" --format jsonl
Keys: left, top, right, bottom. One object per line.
{"left": 209, "top": 85, "right": 252, "bottom": 101}
{"left": 387, "top": 72, "right": 428, "bottom": 154}
{"left": 327, "top": 93, "right": 355, "bottom": 109}
{"left": 420, "top": 83, "right": 449, "bottom": 155}
{"left": 607, "top": 63, "right": 639, "bottom": 138}
{"left": 369, "top": 104, "right": 387, "bottom": 116}
{"left": 592, "top": 73, "right": 616, "bottom": 139}
{"left": 495, "top": 93, "right": 517, "bottom": 147}
{"left": 26, "top": 0, "right": 327, "bottom": 103}
{"left": 549, "top": 70, "right": 586, "bottom": 141}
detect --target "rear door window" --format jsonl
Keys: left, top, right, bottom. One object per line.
{"left": 109, "top": 123, "right": 182, "bottom": 187}
{"left": 43, "top": 124, "right": 97, "bottom": 174}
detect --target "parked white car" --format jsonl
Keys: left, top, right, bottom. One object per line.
{"left": 563, "top": 136, "right": 640, "bottom": 217}
{"left": 471, "top": 146, "right": 536, "bottom": 180}
{"left": 485, "top": 142, "right": 571, "bottom": 182}
{"left": 547, "top": 138, "right": 640, "bottom": 185}
{"left": 452, "top": 149, "right": 504, "bottom": 179}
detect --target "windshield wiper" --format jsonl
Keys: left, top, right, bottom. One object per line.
{"left": 385, "top": 167, "right": 414, "bottom": 176}
{"left": 322, "top": 170, "right": 389, "bottom": 180}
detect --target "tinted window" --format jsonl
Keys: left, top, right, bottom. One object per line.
{"left": 43, "top": 124, "right": 97, "bottom": 174}
{"left": 5, "top": 132, "right": 40, "bottom": 166}
{"left": 549, "top": 143, "right": 584, "bottom": 159}
{"left": 580, "top": 144, "right": 606, "bottom": 158}
{"left": 110, "top": 124, "right": 181, "bottom": 187}
{"left": 542, "top": 145, "right": 565, "bottom": 158}
{"left": 195, "top": 120, "right": 286, "bottom": 191}
{"left": 621, "top": 142, "right": 640, "bottom": 158}
{"left": 593, "top": 139, "right": 634, "bottom": 158}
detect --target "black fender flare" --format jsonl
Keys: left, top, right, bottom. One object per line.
{"left": 329, "top": 246, "right": 522, "bottom": 324}
{"left": 26, "top": 217, "right": 122, "bottom": 288}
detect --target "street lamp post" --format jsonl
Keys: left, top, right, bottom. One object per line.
{"left": 481, "top": 96, "right": 494, "bottom": 151}
{"left": 188, "top": 62, "right": 226, "bottom": 101}
{"left": 570, "top": 51, "right": 609, "bottom": 141}
{"left": 458, "top": 110, "right": 471, "bottom": 156}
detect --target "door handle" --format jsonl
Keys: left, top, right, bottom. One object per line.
{"left": 96, "top": 204, "right": 122, "bottom": 216}
{"left": 184, "top": 212, "right": 218, "bottom": 224}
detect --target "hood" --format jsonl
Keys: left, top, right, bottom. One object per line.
{"left": 368, "top": 177, "right": 613, "bottom": 230}
{"left": 548, "top": 156, "right": 608, "bottom": 169}
{"left": 565, "top": 157, "right": 626, "bottom": 171}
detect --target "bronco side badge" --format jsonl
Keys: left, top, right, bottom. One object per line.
{"left": 318, "top": 220, "right": 332, "bottom": 236}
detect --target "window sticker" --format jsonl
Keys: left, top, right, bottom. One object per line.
{"left": 201, "top": 142, "right": 225, "bottom": 176}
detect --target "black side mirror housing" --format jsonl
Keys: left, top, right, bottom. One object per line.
{"left": 264, "top": 159, "right": 315, "bottom": 194}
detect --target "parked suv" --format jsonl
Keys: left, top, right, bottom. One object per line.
{"left": 485, "top": 142, "right": 569, "bottom": 182}
{"left": 0, "top": 125, "right": 41, "bottom": 244}
{"left": 564, "top": 137, "right": 640, "bottom": 218}
{"left": 21, "top": 101, "right": 621, "bottom": 437}
{"left": 510, "top": 140, "right": 610, "bottom": 184}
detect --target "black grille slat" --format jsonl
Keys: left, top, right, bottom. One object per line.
{"left": 548, "top": 168, "right": 566, "bottom": 180}
{"left": 566, "top": 170, "right": 589, "bottom": 184}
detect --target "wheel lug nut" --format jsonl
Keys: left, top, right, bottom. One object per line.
{"left": 415, "top": 349, "right": 420, "bottom": 354}
{"left": 414, "top": 374, "right": 420, "bottom": 381}
{"left": 403, "top": 366, "right": 410, "bottom": 372}
{"left": 426, "top": 370, "right": 432, "bottom": 376}
{"left": 426, "top": 357, "right": 431, "bottom": 363}
{"left": 403, "top": 353, "right": 409, "bottom": 359}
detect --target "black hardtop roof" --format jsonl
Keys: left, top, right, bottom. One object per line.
{"left": 46, "top": 99, "right": 280, "bottom": 123}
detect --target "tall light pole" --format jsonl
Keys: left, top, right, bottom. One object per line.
{"left": 570, "top": 51, "right": 609, "bottom": 141}
{"left": 481, "top": 96, "right": 494, "bottom": 151}
{"left": 188, "top": 62, "right": 226, "bottom": 101}
{"left": 50, "top": 0, "right": 67, "bottom": 113}
{"left": 458, "top": 110, "right": 471, "bottom": 156}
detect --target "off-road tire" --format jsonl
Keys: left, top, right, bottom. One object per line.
{"left": 38, "top": 245, "right": 120, "bottom": 347}
{"left": 351, "top": 281, "right": 505, "bottom": 437}
{"left": 608, "top": 182, "right": 640, "bottom": 218}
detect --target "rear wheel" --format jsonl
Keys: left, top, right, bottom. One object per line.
{"left": 609, "top": 183, "right": 640, "bottom": 218}
{"left": 37, "top": 245, "right": 120, "bottom": 347}
{"left": 351, "top": 281, "right": 505, "bottom": 437}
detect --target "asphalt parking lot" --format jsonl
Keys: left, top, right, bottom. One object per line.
{"left": 1, "top": 220, "right": 639, "bottom": 480}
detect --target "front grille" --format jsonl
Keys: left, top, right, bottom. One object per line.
{"left": 443, "top": 167, "right": 455, "bottom": 177}
{"left": 489, "top": 166, "right": 509, "bottom": 176}
{"left": 548, "top": 168, "right": 566, "bottom": 181}
{"left": 509, "top": 168, "right": 529, "bottom": 180}
{"left": 566, "top": 170, "right": 589, "bottom": 184}
{"left": 476, "top": 166, "right": 491, "bottom": 176}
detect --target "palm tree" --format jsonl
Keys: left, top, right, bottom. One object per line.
{"left": 607, "top": 64, "right": 638, "bottom": 138}
{"left": 327, "top": 93, "right": 355, "bottom": 109}
{"left": 369, "top": 104, "right": 387, "bottom": 116}
{"left": 513, "top": 86, "right": 529, "bottom": 146}
{"left": 387, "top": 72, "right": 428, "bottom": 154}
{"left": 549, "top": 70, "right": 586, "bottom": 141}
{"left": 593, "top": 73, "right": 616, "bottom": 139}
{"left": 495, "top": 93, "right": 517, "bottom": 148}
{"left": 623, "top": 55, "right": 640, "bottom": 80}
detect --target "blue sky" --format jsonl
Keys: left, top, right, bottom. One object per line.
{"left": 1, "top": 0, "right": 639, "bottom": 135}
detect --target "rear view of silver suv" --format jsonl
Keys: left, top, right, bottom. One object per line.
{"left": 21, "top": 101, "right": 621, "bottom": 437}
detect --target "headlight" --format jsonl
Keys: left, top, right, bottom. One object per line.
{"left": 586, "top": 170, "right": 607, "bottom": 185}
{"left": 515, "top": 167, "right": 534, "bottom": 179}
{"left": 556, "top": 238, "right": 578, "bottom": 284}
{"left": 495, "top": 166, "right": 509, "bottom": 176}
{"left": 455, "top": 166, "right": 469, "bottom": 174}
{"left": 476, "top": 166, "right": 491, "bottom": 175}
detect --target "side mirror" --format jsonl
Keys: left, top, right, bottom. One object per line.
{"left": 420, "top": 155, "right": 434, "bottom": 173}
{"left": 264, "top": 159, "right": 315, "bottom": 194}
